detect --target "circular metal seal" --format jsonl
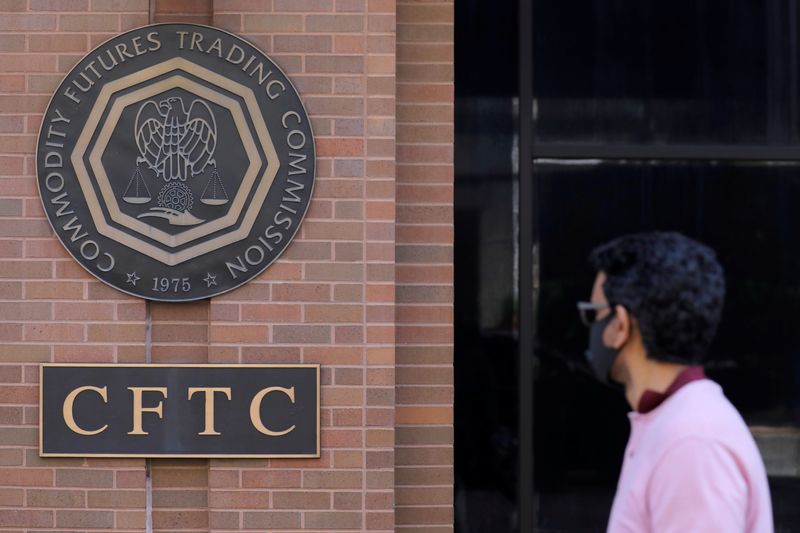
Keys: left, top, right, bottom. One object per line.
{"left": 36, "top": 24, "right": 315, "bottom": 301}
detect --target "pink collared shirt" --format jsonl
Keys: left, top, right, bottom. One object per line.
{"left": 607, "top": 379, "right": 773, "bottom": 533}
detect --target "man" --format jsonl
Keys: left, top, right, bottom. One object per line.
{"left": 580, "top": 232, "right": 773, "bottom": 532}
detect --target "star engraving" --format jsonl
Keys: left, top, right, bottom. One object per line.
{"left": 204, "top": 272, "right": 217, "bottom": 287}
{"left": 126, "top": 272, "right": 140, "bottom": 286}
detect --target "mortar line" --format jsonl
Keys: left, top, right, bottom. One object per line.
{"left": 145, "top": 298, "right": 153, "bottom": 533}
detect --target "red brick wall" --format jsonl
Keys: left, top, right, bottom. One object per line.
{"left": 1, "top": 3, "right": 151, "bottom": 531}
{"left": 395, "top": 1, "right": 454, "bottom": 530}
{"left": 0, "top": 0, "right": 453, "bottom": 531}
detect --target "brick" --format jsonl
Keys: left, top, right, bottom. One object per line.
{"left": 367, "top": 13, "right": 394, "bottom": 32}
{"left": 0, "top": 387, "right": 37, "bottom": 405}
{"left": 395, "top": 426, "right": 453, "bottom": 446}
{"left": 396, "top": 506, "right": 454, "bottom": 525}
{"left": 272, "top": 490, "right": 330, "bottom": 509}
{"left": 87, "top": 489, "right": 144, "bottom": 508}
{"left": 0, "top": 219, "right": 52, "bottom": 238}
{"left": 0, "top": 14, "right": 57, "bottom": 31}
{"left": 366, "top": 491, "right": 393, "bottom": 509}
{"left": 207, "top": 490, "right": 265, "bottom": 509}
{"left": 120, "top": 12, "right": 148, "bottom": 27}
{"left": 335, "top": 34, "right": 365, "bottom": 53}
{"left": 0, "top": 448, "right": 22, "bottom": 466}
{"left": 274, "top": 34, "right": 332, "bottom": 52}
{"left": 366, "top": 470, "right": 393, "bottom": 489}
{"left": 397, "top": 385, "right": 452, "bottom": 404}
{"left": 396, "top": 366, "right": 452, "bottom": 385}
{"left": 0, "top": 468, "right": 53, "bottom": 486}
{"left": 53, "top": 302, "right": 114, "bottom": 321}
{"left": 241, "top": 303, "right": 301, "bottom": 322}
{"left": 25, "top": 281, "right": 85, "bottom": 299}
{"left": 315, "top": 179, "right": 364, "bottom": 199}
{"left": 59, "top": 14, "right": 119, "bottom": 32}
{"left": 244, "top": 14, "right": 303, "bottom": 33}
{"left": 22, "top": 322, "right": 85, "bottom": 342}
{"left": 87, "top": 323, "right": 143, "bottom": 342}
{"left": 366, "top": 510, "right": 394, "bottom": 530}
{"left": 0, "top": 488, "right": 23, "bottom": 506}
{"left": 307, "top": 55, "right": 364, "bottom": 73}
{"left": 395, "top": 466, "right": 453, "bottom": 486}
{"left": 242, "top": 511, "right": 301, "bottom": 529}
{"left": 152, "top": 510, "right": 208, "bottom": 529}
{"left": 151, "top": 323, "right": 208, "bottom": 343}
{"left": 396, "top": 285, "right": 452, "bottom": 304}
{"left": 396, "top": 325, "right": 451, "bottom": 343}
{"left": 306, "top": 263, "right": 364, "bottom": 281}
{"left": 273, "top": 325, "right": 330, "bottom": 344}
{"left": 305, "top": 96, "right": 363, "bottom": 116}
{"left": 209, "top": 469, "right": 238, "bottom": 488}
{"left": 154, "top": 0, "right": 211, "bottom": 13}
{"left": 334, "top": 76, "right": 366, "bottom": 94}
{"left": 0, "top": 345, "right": 51, "bottom": 362}
{"left": 241, "top": 469, "right": 300, "bottom": 488}
{"left": 214, "top": 0, "right": 271, "bottom": 10}
{"left": 91, "top": 0, "right": 149, "bottom": 9}
{"left": 337, "top": 0, "right": 365, "bottom": 11}
{"left": 0, "top": 0, "right": 26, "bottom": 10}
{"left": 396, "top": 486, "right": 453, "bottom": 506}
{"left": 0, "top": 74, "right": 24, "bottom": 92}
{"left": 115, "top": 470, "right": 145, "bottom": 488}
{"left": 152, "top": 468, "right": 207, "bottom": 487}
{"left": 210, "top": 510, "right": 239, "bottom": 528}
{"left": 31, "top": 0, "right": 89, "bottom": 9}
{"left": 116, "top": 510, "right": 145, "bottom": 529}
{"left": 334, "top": 368, "right": 364, "bottom": 386}
{"left": 27, "top": 489, "right": 85, "bottom": 508}
{"left": 56, "top": 469, "right": 113, "bottom": 488}
{"left": 328, "top": 451, "right": 360, "bottom": 470}
{"left": 0, "top": 196, "right": 22, "bottom": 217}
{"left": 284, "top": 242, "right": 332, "bottom": 261}
{"left": 209, "top": 324, "right": 268, "bottom": 343}
{"left": 0, "top": 510, "right": 53, "bottom": 528}
{"left": 334, "top": 491, "right": 362, "bottom": 509}
{"left": 0, "top": 95, "right": 52, "bottom": 114}
{"left": 396, "top": 406, "right": 452, "bottom": 424}
{"left": 275, "top": 0, "right": 333, "bottom": 10}
{"left": 306, "top": 511, "right": 363, "bottom": 529}
{"left": 396, "top": 447, "right": 453, "bottom": 466}
{"left": 398, "top": 23, "right": 454, "bottom": 43}
{"left": 303, "top": 470, "right": 362, "bottom": 489}
{"left": 306, "top": 304, "right": 363, "bottom": 323}
{"left": 306, "top": 14, "right": 363, "bottom": 32}
{"left": 367, "top": 450, "right": 394, "bottom": 468}
{"left": 152, "top": 489, "right": 207, "bottom": 508}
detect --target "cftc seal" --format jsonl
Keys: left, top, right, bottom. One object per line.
{"left": 36, "top": 24, "right": 315, "bottom": 301}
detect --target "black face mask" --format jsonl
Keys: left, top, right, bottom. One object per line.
{"left": 585, "top": 313, "right": 620, "bottom": 385}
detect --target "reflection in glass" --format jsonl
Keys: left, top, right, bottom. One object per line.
{"left": 534, "top": 159, "right": 800, "bottom": 530}
{"left": 533, "top": 1, "right": 800, "bottom": 145}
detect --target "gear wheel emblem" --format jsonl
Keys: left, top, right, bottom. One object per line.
{"left": 158, "top": 182, "right": 194, "bottom": 212}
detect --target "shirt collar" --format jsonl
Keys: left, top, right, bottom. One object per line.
{"left": 636, "top": 366, "right": 706, "bottom": 414}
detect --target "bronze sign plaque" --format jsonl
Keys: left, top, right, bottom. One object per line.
{"left": 40, "top": 364, "right": 320, "bottom": 458}
{"left": 36, "top": 24, "right": 315, "bottom": 301}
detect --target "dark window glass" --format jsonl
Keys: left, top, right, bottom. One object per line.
{"left": 534, "top": 159, "right": 800, "bottom": 530}
{"left": 533, "top": 1, "right": 800, "bottom": 145}
{"left": 455, "top": 0, "right": 519, "bottom": 532}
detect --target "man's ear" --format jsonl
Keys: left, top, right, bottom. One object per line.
{"left": 608, "top": 304, "right": 632, "bottom": 349}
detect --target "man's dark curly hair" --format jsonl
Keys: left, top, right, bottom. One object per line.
{"left": 589, "top": 231, "right": 725, "bottom": 364}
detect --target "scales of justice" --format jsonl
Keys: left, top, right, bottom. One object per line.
{"left": 122, "top": 96, "right": 228, "bottom": 225}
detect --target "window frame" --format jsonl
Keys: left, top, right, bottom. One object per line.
{"left": 516, "top": 2, "right": 800, "bottom": 531}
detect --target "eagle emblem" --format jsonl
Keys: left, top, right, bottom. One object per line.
{"left": 135, "top": 96, "right": 217, "bottom": 182}
{"left": 125, "top": 96, "right": 228, "bottom": 226}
